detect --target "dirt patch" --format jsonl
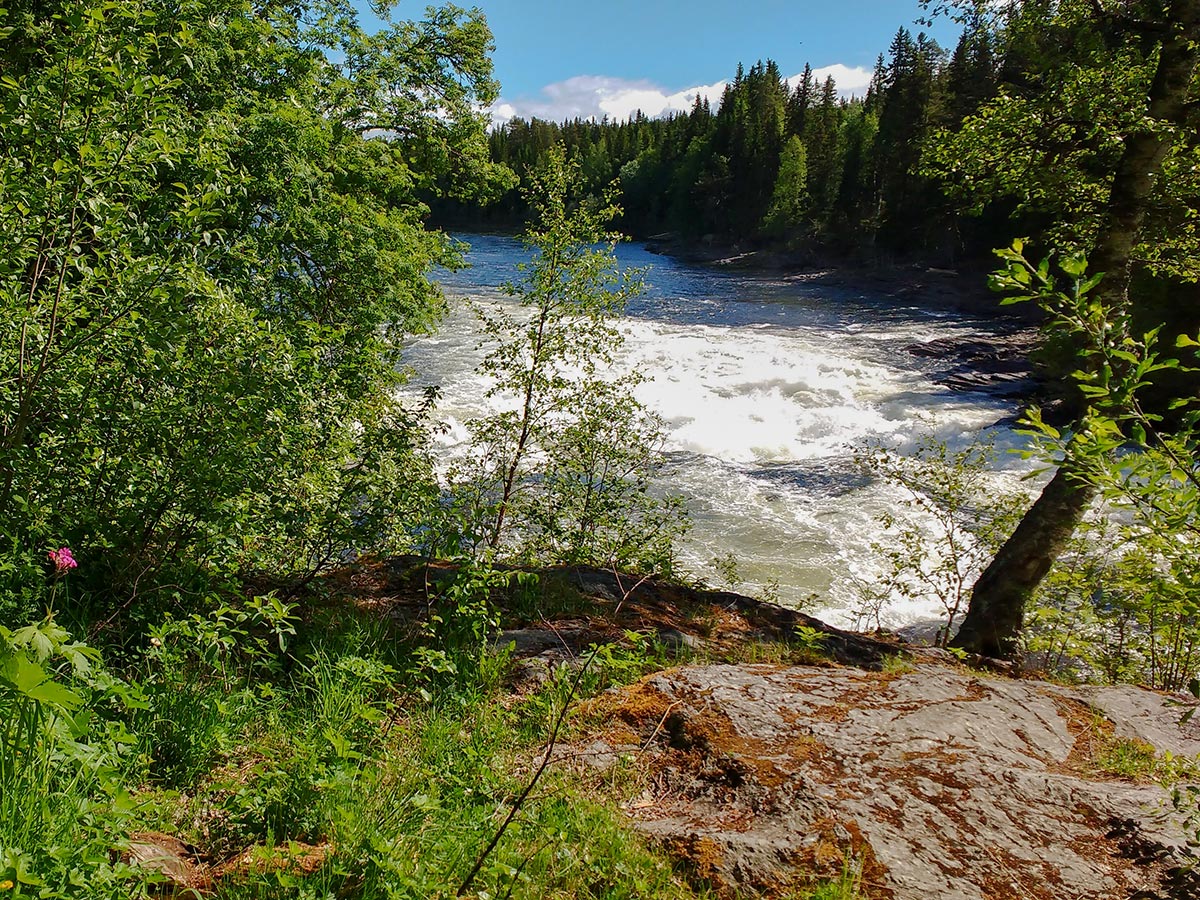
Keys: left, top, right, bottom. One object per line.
{"left": 1052, "top": 695, "right": 1178, "bottom": 786}
{"left": 312, "top": 557, "right": 904, "bottom": 671}
{"left": 664, "top": 833, "right": 728, "bottom": 886}
{"left": 1057, "top": 696, "right": 1121, "bottom": 776}
{"left": 787, "top": 817, "right": 893, "bottom": 899}
{"left": 216, "top": 842, "right": 329, "bottom": 880}
{"left": 122, "top": 832, "right": 331, "bottom": 897}
{"left": 661, "top": 704, "right": 817, "bottom": 792}
{"left": 581, "top": 675, "right": 675, "bottom": 727}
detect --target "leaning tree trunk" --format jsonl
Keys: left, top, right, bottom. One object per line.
{"left": 953, "top": 1, "right": 1200, "bottom": 658}
{"left": 954, "top": 465, "right": 1097, "bottom": 658}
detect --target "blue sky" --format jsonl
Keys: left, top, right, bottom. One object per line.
{"left": 379, "top": 1, "right": 962, "bottom": 123}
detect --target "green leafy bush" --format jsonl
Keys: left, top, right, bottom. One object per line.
{"left": 0, "top": 0, "right": 500, "bottom": 620}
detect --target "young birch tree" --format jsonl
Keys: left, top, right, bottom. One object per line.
{"left": 929, "top": 0, "right": 1200, "bottom": 658}
{"left": 457, "top": 148, "right": 686, "bottom": 571}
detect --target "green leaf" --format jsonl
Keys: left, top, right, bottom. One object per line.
{"left": 1059, "top": 254, "right": 1088, "bottom": 278}
{"left": 2, "top": 652, "right": 83, "bottom": 709}
{"left": 27, "top": 678, "right": 84, "bottom": 710}
{"left": 1, "top": 651, "right": 42, "bottom": 693}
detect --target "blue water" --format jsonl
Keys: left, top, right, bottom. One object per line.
{"left": 439, "top": 232, "right": 982, "bottom": 337}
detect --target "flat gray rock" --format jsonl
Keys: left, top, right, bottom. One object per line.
{"left": 582, "top": 663, "right": 1200, "bottom": 899}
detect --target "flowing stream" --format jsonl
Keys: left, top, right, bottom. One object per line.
{"left": 404, "top": 233, "right": 1038, "bottom": 628}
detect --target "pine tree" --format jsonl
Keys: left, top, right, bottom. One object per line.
{"left": 804, "top": 76, "right": 844, "bottom": 226}
{"left": 787, "top": 63, "right": 814, "bottom": 137}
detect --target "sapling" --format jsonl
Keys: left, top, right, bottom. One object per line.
{"left": 855, "top": 433, "right": 1024, "bottom": 645}
{"left": 453, "top": 147, "right": 686, "bottom": 571}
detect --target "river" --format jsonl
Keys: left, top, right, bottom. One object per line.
{"left": 404, "top": 233, "right": 1038, "bottom": 628}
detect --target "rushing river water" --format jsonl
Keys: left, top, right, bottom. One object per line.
{"left": 405, "top": 233, "right": 1037, "bottom": 627}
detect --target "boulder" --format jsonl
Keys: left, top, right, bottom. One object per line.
{"left": 905, "top": 333, "right": 1041, "bottom": 400}
{"left": 578, "top": 663, "right": 1200, "bottom": 899}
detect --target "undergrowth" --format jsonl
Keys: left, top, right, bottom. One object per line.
{"left": 0, "top": 571, "right": 718, "bottom": 900}
{"left": 1075, "top": 710, "right": 1199, "bottom": 786}
{"left": 1094, "top": 734, "right": 1197, "bottom": 786}
{"left": 791, "top": 857, "right": 866, "bottom": 899}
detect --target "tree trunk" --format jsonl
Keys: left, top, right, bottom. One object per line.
{"left": 954, "top": 1, "right": 1200, "bottom": 658}
{"left": 953, "top": 464, "right": 1096, "bottom": 658}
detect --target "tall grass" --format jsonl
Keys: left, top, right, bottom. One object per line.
{"left": 0, "top": 616, "right": 144, "bottom": 898}
{"left": 7, "top": 582, "right": 854, "bottom": 899}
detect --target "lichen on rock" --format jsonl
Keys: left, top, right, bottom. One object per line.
{"left": 576, "top": 662, "right": 1200, "bottom": 900}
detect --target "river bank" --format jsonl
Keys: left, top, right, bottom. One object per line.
{"left": 640, "top": 233, "right": 1041, "bottom": 322}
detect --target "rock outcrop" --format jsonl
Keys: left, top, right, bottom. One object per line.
{"left": 577, "top": 663, "right": 1200, "bottom": 900}
{"left": 905, "top": 333, "right": 1041, "bottom": 400}
{"left": 324, "top": 557, "right": 1200, "bottom": 898}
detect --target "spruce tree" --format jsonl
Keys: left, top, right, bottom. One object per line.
{"left": 761, "top": 135, "right": 810, "bottom": 237}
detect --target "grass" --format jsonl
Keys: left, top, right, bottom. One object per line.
{"left": 152, "top": 636, "right": 705, "bottom": 899}
{"left": 786, "top": 857, "right": 866, "bottom": 900}
{"left": 879, "top": 653, "right": 915, "bottom": 676}
{"left": 1094, "top": 734, "right": 1198, "bottom": 785}
{"left": 1, "top": 585, "right": 723, "bottom": 900}
{"left": 1073, "top": 710, "right": 1200, "bottom": 786}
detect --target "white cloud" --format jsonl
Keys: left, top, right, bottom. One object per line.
{"left": 795, "top": 64, "right": 874, "bottom": 97}
{"left": 489, "top": 75, "right": 725, "bottom": 128}
{"left": 490, "top": 63, "right": 872, "bottom": 129}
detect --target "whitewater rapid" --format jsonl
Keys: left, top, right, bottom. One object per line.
{"left": 404, "top": 234, "right": 1038, "bottom": 628}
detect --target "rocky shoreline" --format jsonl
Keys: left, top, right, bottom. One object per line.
{"left": 122, "top": 556, "right": 1200, "bottom": 899}
{"left": 640, "top": 234, "right": 1035, "bottom": 320}
{"left": 500, "top": 566, "right": 1200, "bottom": 900}
{"left": 906, "top": 332, "right": 1044, "bottom": 402}
{"left": 577, "top": 662, "right": 1199, "bottom": 900}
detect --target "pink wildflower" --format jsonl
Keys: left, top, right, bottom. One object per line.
{"left": 48, "top": 546, "right": 77, "bottom": 575}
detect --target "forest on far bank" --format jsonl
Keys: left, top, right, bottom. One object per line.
{"left": 438, "top": 34, "right": 989, "bottom": 264}
{"left": 436, "top": 10, "right": 1197, "bottom": 297}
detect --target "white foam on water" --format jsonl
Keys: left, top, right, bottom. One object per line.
{"left": 622, "top": 319, "right": 899, "bottom": 463}
{"left": 402, "top": 263, "right": 1040, "bottom": 628}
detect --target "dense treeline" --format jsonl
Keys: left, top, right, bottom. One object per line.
{"left": 436, "top": 22, "right": 1002, "bottom": 264}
